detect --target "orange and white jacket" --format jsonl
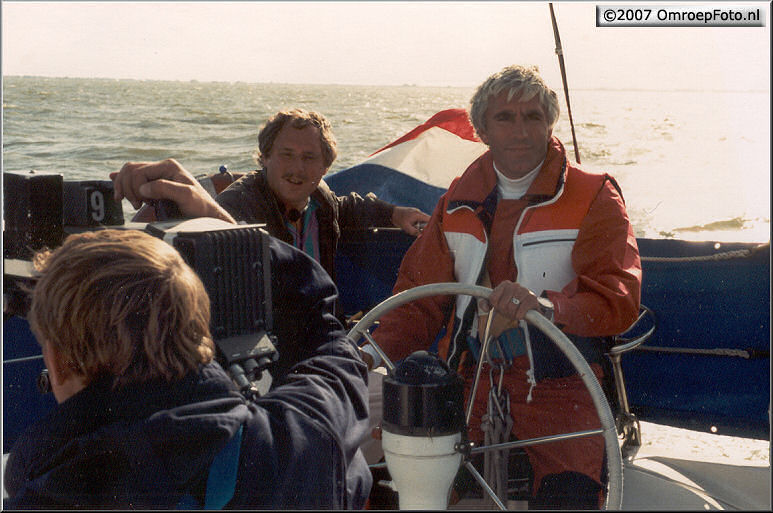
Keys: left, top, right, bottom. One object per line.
{"left": 373, "top": 137, "right": 642, "bottom": 375}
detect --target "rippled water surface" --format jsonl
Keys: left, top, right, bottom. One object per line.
{"left": 3, "top": 76, "right": 769, "bottom": 241}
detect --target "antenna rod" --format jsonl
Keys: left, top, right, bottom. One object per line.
{"left": 549, "top": 3, "right": 581, "bottom": 164}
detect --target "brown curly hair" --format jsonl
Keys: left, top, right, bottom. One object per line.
{"left": 254, "top": 108, "right": 338, "bottom": 169}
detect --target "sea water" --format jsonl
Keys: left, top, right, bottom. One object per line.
{"left": 2, "top": 76, "right": 770, "bottom": 242}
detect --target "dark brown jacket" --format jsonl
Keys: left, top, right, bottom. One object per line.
{"left": 216, "top": 169, "right": 395, "bottom": 281}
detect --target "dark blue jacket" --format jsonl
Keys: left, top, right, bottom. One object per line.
{"left": 3, "top": 237, "right": 372, "bottom": 509}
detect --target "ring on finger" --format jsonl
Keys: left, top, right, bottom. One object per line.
{"left": 511, "top": 297, "right": 520, "bottom": 306}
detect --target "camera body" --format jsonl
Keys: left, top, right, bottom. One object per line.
{"left": 3, "top": 170, "right": 278, "bottom": 403}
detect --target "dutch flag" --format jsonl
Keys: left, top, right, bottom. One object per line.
{"left": 327, "top": 109, "right": 488, "bottom": 214}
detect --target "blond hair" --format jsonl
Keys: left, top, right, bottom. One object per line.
{"left": 27, "top": 229, "right": 214, "bottom": 389}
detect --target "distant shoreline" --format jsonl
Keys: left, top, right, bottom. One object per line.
{"left": 3, "top": 75, "right": 767, "bottom": 95}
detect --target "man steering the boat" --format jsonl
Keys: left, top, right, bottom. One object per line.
{"left": 3, "top": 229, "right": 372, "bottom": 508}
{"left": 109, "top": 108, "right": 429, "bottom": 284}
{"left": 363, "top": 65, "right": 642, "bottom": 508}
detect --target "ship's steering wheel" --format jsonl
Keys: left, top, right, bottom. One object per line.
{"left": 347, "top": 282, "right": 623, "bottom": 510}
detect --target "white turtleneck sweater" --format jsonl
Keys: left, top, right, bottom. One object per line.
{"left": 493, "top": 159, "right": 544, "bottom": 200}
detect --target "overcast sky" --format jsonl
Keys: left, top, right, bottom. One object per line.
{"left": 2, "top": 1, "right": 769, "bottom": 90}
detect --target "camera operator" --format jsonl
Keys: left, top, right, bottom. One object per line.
{"left": 3, "top": 229, "right": 371, "bottom": 509}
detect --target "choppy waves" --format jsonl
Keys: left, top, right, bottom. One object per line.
{"left": 3, "top": 76, "right": 769, "bottom": 242}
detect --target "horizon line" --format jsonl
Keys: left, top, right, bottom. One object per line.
{"left": 3, "top": 74, "right": 769, "bottom": 95}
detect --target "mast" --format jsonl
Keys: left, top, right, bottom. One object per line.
{"left": 548, "top": 3, "right": 581, "bottom": 164}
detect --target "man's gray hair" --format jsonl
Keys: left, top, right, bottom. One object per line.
{"left": 469, "top": 65, "right": 560, "bottom": 136}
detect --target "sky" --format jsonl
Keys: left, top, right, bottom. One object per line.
{"left": 1, "top": 1, "right": 770, "bottom": 91}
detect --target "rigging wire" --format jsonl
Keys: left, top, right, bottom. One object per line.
{"left": 549, "top": 3, "right": 581, "bottom": 164}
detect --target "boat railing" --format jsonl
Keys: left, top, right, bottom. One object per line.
{"left": 606, "top": 304, "right": 658, "bottom": 458}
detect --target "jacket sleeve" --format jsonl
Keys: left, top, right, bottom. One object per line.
{"left": 216, "top": 188, "right": 252, "bottom": 223}
{"left": 235, "top": 236, "right": 371, "bottom": 508}
{"left": 370, "top": 196, "right": 457, "bottom": 362}
{"left": 263, "top": 235, "right": 361, "bottom": 377}
{"left": 215, "top": 173, "right": 270, "bottom": 225}
{"left": 334, "top": 191, "right": 395, "bottom": 230}
{"left": 546, "top": 178, "right": 642, "bottom": 337}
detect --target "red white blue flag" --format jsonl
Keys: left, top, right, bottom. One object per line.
{"left": 327, "top": 109, "right": 487, "bottom": 213}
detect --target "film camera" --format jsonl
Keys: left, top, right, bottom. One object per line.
{"left": 3, "top": 170, "right": 278, "bottom": 399}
